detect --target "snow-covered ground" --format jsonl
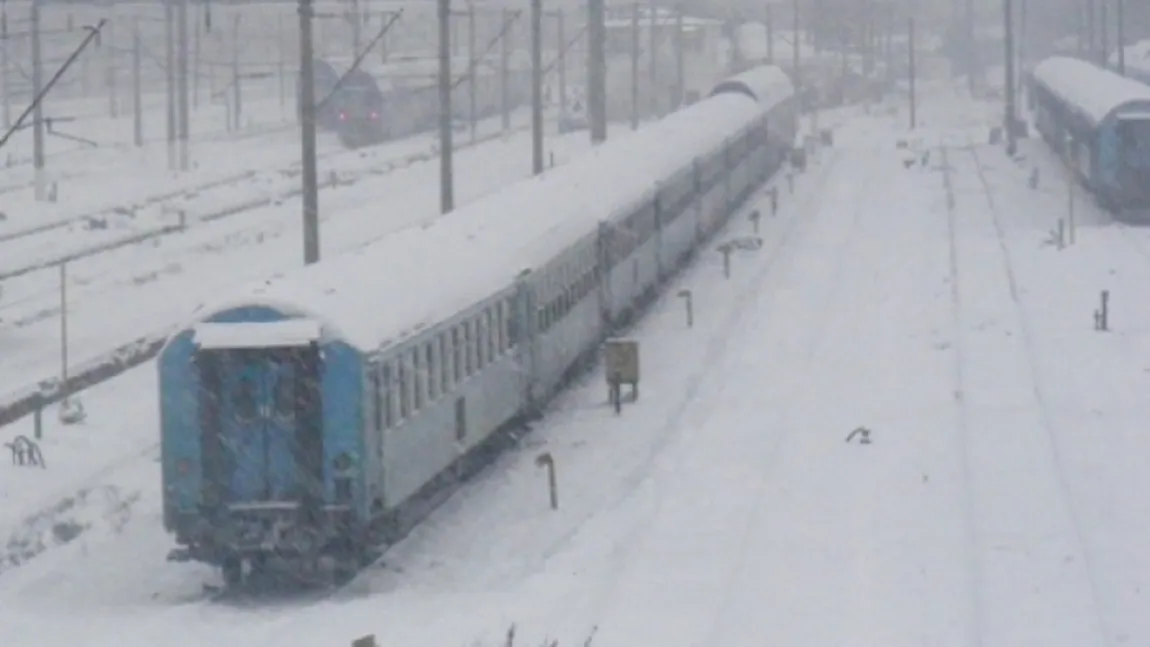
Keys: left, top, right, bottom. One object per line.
{"left": 4, "top": 84, "right": 1150, "bottom": 646}
{"left": 0, "top": 116, "right": 602, "bottom": 399}
{"left": 0, "top": 108, "right": 540, "bottom": 252}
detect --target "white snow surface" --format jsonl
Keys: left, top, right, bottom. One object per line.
{"left": 186, "top": 94, "right": 762, "bottom": 352}
{"left": 3, "top": 86, "right": 1150, "bottom": 647}
{"left": 1031, "top": 56, "right": 1150, "bottom": 125}
{"left": 193, "top": 319, "right": 322, "bottom": 350}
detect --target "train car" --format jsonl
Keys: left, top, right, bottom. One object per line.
{"left": 157, "top": 65, "right": 797, "bottom": 588}
{"left": 332, "top": 54, "right": 533, "bottom": 149}
{"left": 1029, "top": 56, "right": 1150, "bottom": 218}
{"left": 333, "top": 69, "right": 386, "bottom": 149}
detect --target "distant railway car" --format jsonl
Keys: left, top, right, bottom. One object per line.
{"left": 334, "top": 69, "right": 386, "bottom": 149}
{"left": 328, "top": 54, "right": 532, "bottom": 149}
{"left": 1029, "top": 56, "right": 1150, "bottom": 218}
{"left": 158, "top": 65, "right": 798, "bottom": 588}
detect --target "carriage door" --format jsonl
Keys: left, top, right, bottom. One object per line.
{"left": 216, "top": 350, "right": 301, "bottom": 502}
{"left": 194, "top": 319, "right": 322, "bottom": 506}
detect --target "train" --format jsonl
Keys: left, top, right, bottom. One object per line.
{"left": 1028, "top": 56, "right": 1150, "bottom": 218}
{"left": 304, "top": 53, "right": 534, "bottom": 149}
{"left": 159, "top": 64, "right": 798, "bottom": 588}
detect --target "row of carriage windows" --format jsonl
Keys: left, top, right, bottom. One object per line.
{"left": 537, "top": 263, "right": 599, "bottom": 333}
{"left": 364, "top": 132, "right": 773, "bottom": 431}
{"left": 369, "top": 298, "right": 517, "bottom": 431}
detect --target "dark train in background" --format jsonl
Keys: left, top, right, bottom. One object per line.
{"left": 301, "top": 54, "right": 533, "bottom": 149}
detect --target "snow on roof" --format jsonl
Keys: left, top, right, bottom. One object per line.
{"left": 710, "top": 65, "right": 794, "bottom": 108}
{"left": 1032, "top": 56, "right": 1150, "bottom": 126}
{"left": 187, "top": 92, "right": 765, "bottom": 353}
{"left": 194, "top": 320, "right": 322, "bottom": 350}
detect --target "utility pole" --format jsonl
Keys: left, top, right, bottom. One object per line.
{"left": 674, "top": 5, "right": 684, "bottom": 108}
{"left": 500, "top": 8, "right": 511, "bottom": 132}
{"left": 1, "top": 1, "right": 9, "bottom": 129}
{"left": 31, "top": 0, "right": 44, "bottom": 201}
{"left": 630, "top": 3, "right": 639, "bottom": 128}
{"left": 133, "top": 18, "right": 143, "bottom": 146}
{"left": 177, "top": 0, "right": 190, "bottom": 171}
{"left": 1086, "top": 0, "right": 1096, "bottom": 62}
{"left": 965, "top": 0, "right": 976, "bottom": 95}
{"left": 299, "top": 0, "right": 321, "bottom": 264}
{"left": 648, "top": 0, "right": 657, "bottom": 116}
{"left": 438, "top": 0, "right": 454, "bottom": 212}
{"left": 166, "top": 0, "right": 176, "bottom": 170}
{"left": 766, "top": 2, "right": 774, "bottom": 65}
{"left": 468, "top": 3, "right": 476, "bottom": 142}
{"left": 557, "top": 9, "right": 567, "bottom": 119}
{"left": 531, "top": 0, "right": 543, "bottom": 174}
{"left": 350, "top": 0, "right": 362, "bottom": 55}
{"left": 792, "top": 0, "right": 801, "bottom": 98}
{"left": 1117, "top": 0, "right": 1125, "bottom": 74}
{"left": 908, "top": 15, "right": 916, "bottom": 130}
{"left": 1004, "top": 0, "right": 1016, "bottom": 156}
{"left": 1100, "top": 0, "right": 1109, "bottom": 67}
{"left": 588, "top": 0, "right": 607, "bottom": 143}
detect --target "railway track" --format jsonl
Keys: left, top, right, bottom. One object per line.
{"left": 0, "top": 112, "right": 535, "bottom": 277}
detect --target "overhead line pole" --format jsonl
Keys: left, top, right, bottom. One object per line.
{"left": 299, "top": 0, "right": 321, "bottom": 264}
{"left": 530, "top": 0, "right": 543, "bottom": 175}
{"left": 1004, "top": 0, "right": 1017, "bottom": 156}
{"left": 438, "top": 0, "right": 454, "bottom": 212}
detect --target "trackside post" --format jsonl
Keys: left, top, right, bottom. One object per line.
{"left": 535, "top": 452, "right": 558, "bottom": 509}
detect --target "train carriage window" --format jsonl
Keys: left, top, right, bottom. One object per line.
{"left": 464, "top": 321, "right": 474, "bottom": 376}
{"left": 439, "top": 334, "right": 450, "bottom": 393}
{"left": 496, "top": 301, "right": 507, "bottom": 354}
{"left": 473, "top": 314, "right": 483, "bottom": 370}
{"left": 381, "top": 363, "right": 395, "bottom": 428}
{"left": 452, "top": 327, "right": 463, "bottom": 383}
{"left": 486, "top": 309, "right": 496, "bottom": 361}
{"left": 506, "top": 298, "right": 519, "bottom": 347}
{"left": 399, "top": 359, "right": 411, "bottom": 420}
{"left": 426, "top": 343, "right": 438, "bottom": 400}
{"left": 370, "top": 368, "right": 383, "bottom": 432}
{"left": 412, "top": 348, "right": 424, "bottom": 411}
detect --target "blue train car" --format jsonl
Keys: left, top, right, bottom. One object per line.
{"left": 1029, "top": 56, "right": 1150, "bottom": 218}
{"left": 158, "top": 65, "right": 797, "bottom": 587}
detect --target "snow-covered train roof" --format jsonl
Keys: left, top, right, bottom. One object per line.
{"left": 183, "top": 89, "right": 770, "bottom": 353}
{"left": 1031, "top": 56, "right": 1150, "bottom": 126}
{"left": 709, "top": 65, "right": 794, "bottom": 109}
